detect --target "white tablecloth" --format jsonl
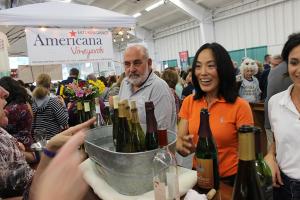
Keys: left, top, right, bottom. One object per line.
{"left": 80, "top": 159, "right": 197, "bottom": 200}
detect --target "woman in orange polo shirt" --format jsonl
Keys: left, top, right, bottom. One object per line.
{"left": 176, "top": 43, "right": 253, "bottom": 186}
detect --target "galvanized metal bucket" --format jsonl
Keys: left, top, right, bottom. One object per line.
{"left": 84, "top": 126, "right": 177, "bottom": 195}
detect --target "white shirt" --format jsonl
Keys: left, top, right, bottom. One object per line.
{"left": 268, "top": 84, "right": 300, "bottom": 179}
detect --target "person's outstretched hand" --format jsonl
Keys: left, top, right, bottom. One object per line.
{"left": 46, "top": 117, "right": 96, "bottom": 152}
{"left": 176, "top": 134, "right": 195, "bottom": 156}
{"left": 35, "top": 129, "right": 89, "bottom": 200}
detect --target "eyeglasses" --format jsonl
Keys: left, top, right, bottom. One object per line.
{"left": 123, "top": 59, "right": 145, "bottom": 68}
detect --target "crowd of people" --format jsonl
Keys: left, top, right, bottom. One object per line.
{"left": 0, "top": 31, "right": 299, "bottom": 199}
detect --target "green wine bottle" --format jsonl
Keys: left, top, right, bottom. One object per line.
{"left": 195, "top": 108, "right": 219, "bottom": 194}
{"left": 130, "top": 100, "right": 145, "bottom": 152}
{"left": 116, "top": 101, "right": 132, "bottom": 153}
{"left": 253, "top": 127, "right": 273, "bottom": 200}
{"left": 232, "top": 125, "right": 265, "bottom": 200}
{"left": 145, "top": 101, "right": 159, "bottom": 151}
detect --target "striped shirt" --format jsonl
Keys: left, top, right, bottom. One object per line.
{"left": 32, "top": 96, "right": 68, "bottom": 140}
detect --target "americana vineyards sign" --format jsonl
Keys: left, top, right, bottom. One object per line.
{"left": 26, "top": 28, "right": 113, "bottom": 65}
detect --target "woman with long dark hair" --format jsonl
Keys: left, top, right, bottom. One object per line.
{"left": 0, "top": 77, "right": 33, "bottom": 150}
{"left": 265, "top": 33, "right": 300, "bottom": 199}
{"left": 176, "top": 43, "right": 254, "bottom": 185}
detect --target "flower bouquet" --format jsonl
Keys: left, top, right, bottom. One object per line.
{"left": 60, "top": 79, "right": 105, "bottom": 124}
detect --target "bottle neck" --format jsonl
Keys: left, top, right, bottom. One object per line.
{"left": 126, "top": 107, "right": 131, "bottom": 120}
{"left": 145, "top": 108, "right": 157, "bottom": 133}
{"left": 239, "top": 132, "right": 256, "bottom": 161}
{"left": 256, "top": 152, "right": 264, "bottom": 160}
{"left": 131, "top": 109, "right": 139, "bottom": 123}
{"left": 118, "top": 105, "right": 126, "bottom": 118}
{"left": 198, "top": 112, "right": 212, "bottom": 137}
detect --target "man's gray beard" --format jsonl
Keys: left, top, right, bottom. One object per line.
{"left": 128, "top": 69, "right": 149, "bottom": 86}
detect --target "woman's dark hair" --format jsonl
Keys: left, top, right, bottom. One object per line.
{"left": 192, "top": 42, "right": 238, "bottom": 103}
{"left": 0, "top": 76, "right": 32, "bottom": 104}
{"left": 161, "top": 69, "right": 178, "bottom": 89}
{"left": 108, "top": 75, "right": 117, "bottom": 87}
{"left": 281, "top": 32, "right": 300, "bottom": 63}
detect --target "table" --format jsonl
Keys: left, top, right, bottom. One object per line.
{"left": 84, "top": 182, "right": 233, "bottom": 200}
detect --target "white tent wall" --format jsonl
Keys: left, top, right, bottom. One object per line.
{"left": 153, "top": 20, "right": 201, "bottom": 68}
{"left": 214, "top": 0, "right": 299, "bottom": 55}
{"left": 152, "top": 0, "right": 300, "bottom": 67}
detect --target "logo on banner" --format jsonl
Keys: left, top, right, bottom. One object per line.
{"left": 26, "top": 28, "right": 113, "bottom": 65}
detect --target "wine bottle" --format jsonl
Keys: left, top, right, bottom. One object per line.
{"left": 145, "top": 101, "right": 159, "bottom": 151}
{"left": 112, "top": 95, "right": 119, "bottom": 146}
{"left": 157, "top": 129, "right": 168, "bottom": 148}
{"left": 130, "top": 100, "right": 145, "bottom": 152}
{"left": 153, "top": 147, "right": 180, "bottom": 200}
{"left": 104, "top": 106, "right": 112, "bottom": 125}
{"left": 195, "top": 108, "right": 219, "bottom": 194}
{"left": 124, "top": 99, "right": 132, "bottom": 131}
{"left": 95, "top": 97, "right": 105, "bottom": 127}
{"left": 232, "top": 125, "right": 265, "bottom": 200}
{"left": 84, "top": 101, "right": 91, "bottom": 121}
{"left": 253, "top": 127, "right": 273, "bottom": 200}
{"left": 116, "top": 101, "right": 132, "bottom": 153}
{"left": 76, "top": 101, "right": 84, "bottom": 123}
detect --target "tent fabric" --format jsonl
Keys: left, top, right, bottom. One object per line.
{"left": 0, "top": 2, "right": 136, "bottom": 28}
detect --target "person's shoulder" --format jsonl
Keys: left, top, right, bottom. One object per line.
{"left": 269, "top": 88, "right": 287, "bottom": 103}
{"left": 234, "top": 97, "right": 251, "bottom": 107}
{"left": 49, "top": 96, "right": 61, "bottom": 105}
{"left": 152, "top": 74, "right": 170, "bottom": 89}
{"left": 61, "top": 79, "right": 68, "bottom": 84}
{"left": 182, "top": 94, "right": 196, "bottom": 105}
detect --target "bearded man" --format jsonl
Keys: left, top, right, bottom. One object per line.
{"left": 118, "top": 45, "right": 177, "bottom": 132}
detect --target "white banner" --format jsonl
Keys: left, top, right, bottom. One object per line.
{"left": 26, "top": 28, "right": 113, "bottom": 65}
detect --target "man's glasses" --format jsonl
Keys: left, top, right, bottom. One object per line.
{"left": 123, "top": 59, "right": 145, "bottom": 68}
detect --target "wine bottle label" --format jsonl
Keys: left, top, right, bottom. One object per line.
{"left": 196, "top": 158, "right": 214, "bottom": 189}
{"left": 104, "top": 101, "right": 110, "bottom": 107}
{"left": 77, "top": 102, "right": 83, "bottom": 110}
{"left": 95, "top": 105, "right": 101, "bottom": 114}
{"left": 153, "top": 177, "right": 166, "bottom": 200}
{"left": 84, "top": 102, "right": 90, "bottom": 112}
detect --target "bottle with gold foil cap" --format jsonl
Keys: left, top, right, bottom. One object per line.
{"left": 116, "top": 100, "right": 132, "bottom": 153}
{"left": 232, "top": 125, "right": 265, "bottom": 200}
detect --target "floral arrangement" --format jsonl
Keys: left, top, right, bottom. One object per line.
{"left": 60, "top": 79, "right": 105, "bottom": 101}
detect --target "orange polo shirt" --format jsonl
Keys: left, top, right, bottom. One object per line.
{"left": 179, "top": 95, "right": 253, "bottom": 177}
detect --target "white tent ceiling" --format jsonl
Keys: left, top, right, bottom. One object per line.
{"left": 0, "top": 0, "right": 244, "bottom": 56}
{"left": 0, "top": 1, "right": 136, "bottom": 27}
{"left": 0, "top": 1, "right": 136, "bottom": 56}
